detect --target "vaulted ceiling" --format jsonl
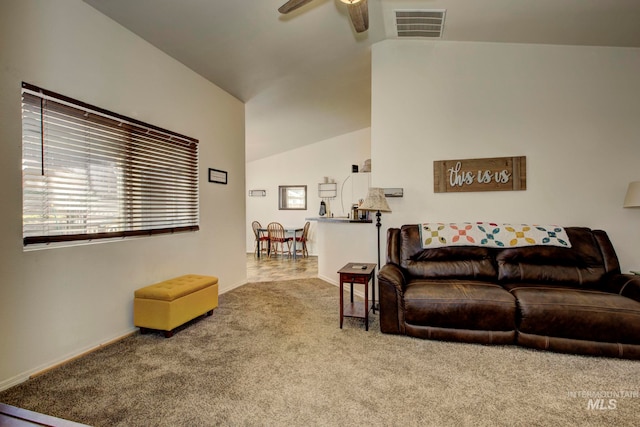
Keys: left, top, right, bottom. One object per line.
{"left": 83, "top": 0, "right": 640, "bottom": 161}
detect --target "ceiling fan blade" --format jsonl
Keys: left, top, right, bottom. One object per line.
{"left": 347, "top": 0, "right": 369, "bottom": 33}
{"left": 278, "top": 0, "right": 315, "bottom": 14}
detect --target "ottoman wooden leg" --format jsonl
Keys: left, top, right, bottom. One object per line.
{"left": 164, "top": 330, "right": 174, "bottom": 338}
{"left": 206, "top": 309, "right": 214, "bottom": 316}
{"left": 140, "top": 327, "right": 149, "bottom": 335}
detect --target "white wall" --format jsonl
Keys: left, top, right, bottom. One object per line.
{"left": 0, "top": 0, "right": 246, "bottom": 389}
{"left": 245, "top": 128, "right": 371, "bottom": 255}
{"left": 372, "top": 40, "right": 640, "bottom": 271}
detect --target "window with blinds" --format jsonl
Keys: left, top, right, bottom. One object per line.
{"left": 21, "top": 82, "right": 199, "bottom": 246}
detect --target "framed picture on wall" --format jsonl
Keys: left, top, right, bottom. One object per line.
{"left": 278, "top": 185, "right": 307, "bottom": 210}
{"left": 208, "top": 168, "right": 227, "bottom": 184}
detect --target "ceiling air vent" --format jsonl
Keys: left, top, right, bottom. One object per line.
{"left": 395, "top": 9, "right": 446, "bottom": 38}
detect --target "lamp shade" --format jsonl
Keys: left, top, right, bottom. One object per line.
{"left": 359, "top": 187, "right": 391, "bottom": 212}
{"left": 624, "top": 181, "right": 640, "bottom": 208}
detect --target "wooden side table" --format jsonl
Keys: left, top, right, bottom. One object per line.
{"left": 338, "top": 263, "right": 377, "bottom": 331}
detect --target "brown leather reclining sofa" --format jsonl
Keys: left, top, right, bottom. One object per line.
{"left": 378, "top": 225, "right": 640, "bottom": 359}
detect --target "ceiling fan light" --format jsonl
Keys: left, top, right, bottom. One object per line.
{"left": 339, "top": 0, "right": 362, "bottom": 4}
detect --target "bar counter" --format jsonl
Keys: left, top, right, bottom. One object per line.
{"left": 306, "top": 217, "right": 377, "bottom": 288}
{"left": 305, "top": 217, "right": 372, "bottom": 223}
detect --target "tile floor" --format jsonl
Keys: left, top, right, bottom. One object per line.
{"left": 247, "top": 253, "right": 318, "bottom": 282}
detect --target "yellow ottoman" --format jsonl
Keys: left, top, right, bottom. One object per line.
{"left": 134, "top": 274, "right": 218, "bottom": 337}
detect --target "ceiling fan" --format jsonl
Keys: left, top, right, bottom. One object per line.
{"left": 278, "top": 0, "right": 369, "bottom": 33}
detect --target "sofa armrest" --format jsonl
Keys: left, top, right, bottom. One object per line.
{"left": 379, "top": 263, "right": 407, "bottom": 291}
{"left": 606, "top": 274, "right": 640, "bottom": 303}
{"left": 378, "top": 263, "right": 407, "bottom": 335}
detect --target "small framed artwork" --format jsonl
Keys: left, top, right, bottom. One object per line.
{"left": 278, "top": 185, "right": 307, "bottom": 210}
{"left": 208, "top": 168, "right": 227, "bottom": 184}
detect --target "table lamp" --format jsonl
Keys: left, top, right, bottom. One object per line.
{"left": 359, "top": 187, "right": 392, "bottom": 269}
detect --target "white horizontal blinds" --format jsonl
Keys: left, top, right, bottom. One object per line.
{"left": 22, "top": 83, "right": 199, "bottom": 245}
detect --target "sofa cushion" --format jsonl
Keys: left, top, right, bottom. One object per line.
{"left": 512, "top": 286, "right": 640, "bottom": 344}
{"left": 497, "top": 227, "right": 607, "bottom": 286}
{"left": 403, "top": 279, "right": 515, "bottom": 331}
{"left": 406, "top": 247, "right": 497, "bottom": 280}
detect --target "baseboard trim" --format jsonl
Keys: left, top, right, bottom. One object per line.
{"left": 318, "top": 274, "right": 337, "bottom": 286}
{"left": 318, "top": 274, "right": 366, "bottom": 299}
{"left": 18, "top": 282, "right": 247, "bottom": 386}
{"left": 1, "top": 278, "right": 306, "bottom": 392}
{"left": 0, "top": 328, "right": 136, "bottom": 392}
{"left": 218, "top": 279, "right": 247, "bottom": 295}
{"left": 29, "top": 330, "right": 138, "bottom": 380}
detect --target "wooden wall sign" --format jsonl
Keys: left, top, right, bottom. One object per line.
{"left": 434, "top": 156, "right": 526, "bottom": 193}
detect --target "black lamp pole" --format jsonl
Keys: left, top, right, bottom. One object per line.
{"left": 375, "top": 210, "right": 382, "bottom": 270}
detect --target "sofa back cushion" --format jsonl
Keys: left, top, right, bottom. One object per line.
{"left": 496, "top": 227, "right": 612, "bottom": 286}
{"left": 389, "top": 225, "right": 620, "bottom": 286}
{"left": 398, "top": 225, "right": 497, "bottom": 280}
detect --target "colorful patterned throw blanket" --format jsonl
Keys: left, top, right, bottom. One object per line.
{"left": 419, "top": 222, "right": 572, "bottom": 249}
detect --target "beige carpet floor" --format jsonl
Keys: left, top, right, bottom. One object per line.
{"left": 1, "top": 278, "right": 638, "bottom": 426}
